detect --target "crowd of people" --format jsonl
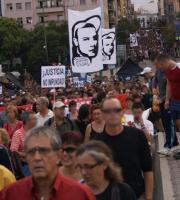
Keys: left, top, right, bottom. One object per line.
{"left": 129, "top": 29, "right": 164, "bottom": 62}
{"left": 0, "top": 53, "right": 179, "bottom": 200}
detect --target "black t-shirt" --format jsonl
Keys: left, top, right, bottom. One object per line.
{"left": 94, "top": 126, "right": 152, "bottom": 198}
{"left": 96, "top": 183, "right": 137, "bottom": 200}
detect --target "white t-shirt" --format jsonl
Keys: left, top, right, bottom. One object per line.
{"left": 36, "top": 110, "right": 54, "bottom": 127}
{"left": 134, "top": 119, "right": 154, "bottom": 136}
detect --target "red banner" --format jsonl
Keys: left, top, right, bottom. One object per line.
{"left": 0, "top": 104, "right": 33, "bottom": 112}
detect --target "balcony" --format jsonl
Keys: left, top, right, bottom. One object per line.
{"left": 36, "top": 5, "right": 64, "bottom": 14}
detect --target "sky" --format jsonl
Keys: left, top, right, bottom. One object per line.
{"left": 132, "top": 0, "right": 158, "bottom": 13}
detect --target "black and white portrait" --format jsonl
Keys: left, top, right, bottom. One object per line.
{"left": 68, "top": 7, "right": 103, "bottom": 73}
{"left": 102, "top": 28, "right": 116, "bottom": 64}
{"left": 130, "top": 33, "right": 138, "bottom": 47}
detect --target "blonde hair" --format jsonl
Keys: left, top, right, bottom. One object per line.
{"left": 6, "top": 105, "right": 19, "bottom": 118}
{"left": 0, "top": 128, "right": 10, "bottom": 146}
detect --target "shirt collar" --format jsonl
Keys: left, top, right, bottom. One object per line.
{"left": 172, "top": 63, "right": 180, "bottom": 70}
{"left": 30, "top": 171, "right": 62, "bottom": 196}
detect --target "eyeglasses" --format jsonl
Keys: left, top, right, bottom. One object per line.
{"left": 76, "top": 163, "right": 99, "bottom": 171}
{"left": 102, "top": 108, "right": 122, "bottom": 114}
{"left": 26, "top": 147, "right": 56, "bottom": 157}
{"left": 62, "top": 147, "right": 77, "bottom": 154}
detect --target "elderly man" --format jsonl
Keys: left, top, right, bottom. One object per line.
{"left": 95, "top": 97, "right": 153, "bottom": 200}
{"left": 36, "top": 97, "right": 54, "bottom": 127}
{"left": 0, "top": 127, "right": 95, "bottom": 200}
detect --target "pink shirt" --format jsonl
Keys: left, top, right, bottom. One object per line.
{"left": 10, "top": 127, "right": 26, "bottom": 152}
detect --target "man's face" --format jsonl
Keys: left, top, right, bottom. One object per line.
{"left": 153, "top": 59, "right": 169, "bottom": 71}
{"left": 54, "top": 107, "right": 65, "bottom": 119}
{"left": 102, "top": 99, "right": 122, "bottom": 127}
{"left": 75, "top": 27, "right": 98, "bottom": 57}
{"left": 28, "top": 114, "right": 37, "bottom": 129}
{"left": 103, "top": 38, "right": 114, "bottom": 56}
{"left": 36, "top": 100, "right": 45, "bottom": 113}
{"left": 133, "top": 108, "right": 143, "bottom": 121}
{"left": 25, "top": 135, "right": 60, "bottom": 180}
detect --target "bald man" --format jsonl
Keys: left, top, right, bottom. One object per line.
{"left": 94, "top": 97, "right": 153, "bottom": 200}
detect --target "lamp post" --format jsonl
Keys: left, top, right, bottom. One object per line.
{"left": 42, "top": 0, "right": 49, "bottom": 63}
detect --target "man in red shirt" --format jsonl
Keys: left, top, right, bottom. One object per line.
{"left": 0, "top": 127, "right": 95, "bottom": 200}
{"left": 153, "top": 54, "right": 180, "bottom": 158}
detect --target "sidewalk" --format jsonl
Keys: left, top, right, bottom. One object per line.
{"left": 155, "top": 132, "right": 180, "bottom": 200}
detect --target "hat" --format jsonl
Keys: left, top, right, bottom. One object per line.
{"left": 140, "top": 67, "right": 152, "bottom": 75}
{"left": 53, "top": 101, "right": 66, "bottom": 109}
{"left": 73, "top": 16, "right": 101, "bottom": 38}
{"left": 102, "top": 32, "right": 115, "bottom": 40}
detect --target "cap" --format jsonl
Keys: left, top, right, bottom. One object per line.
{"left": 140, "top": 67, "right": 152, "bottom": 75}
{"left": 102, "top": 32, "right": 115, "bottom": 40}
{"left": 53, "top": 101, "right": 66, "bottom": 109}
{"left": 73, "top": 16, "right": 101, "bottom": 38}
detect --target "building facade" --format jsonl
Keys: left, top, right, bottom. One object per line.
{"left": 158, "top": 0, "right": 180, "bottom": 21}
{"left": 2, "top": 0, "right": 132, "bottom": 29}
{"left": 3, "top": 0, "right": 36, "bottom": 29}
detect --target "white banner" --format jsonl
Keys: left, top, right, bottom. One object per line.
{"left": 68, "top": 7, "right": 103, "bottom": 73}
{"left": 102, "top": 28, "right": 116, "bottom": 64}
{"left": 73, "top": 77, "right": 84, "bottom": 88}
{"left": 86, "top": 75, "right": 91, "bottom": 83}
{"left": 41, "top": 66, "right": 65, "bottom": 88}
{"left": 130, "top": 33, "right": 138, "bottom": 47}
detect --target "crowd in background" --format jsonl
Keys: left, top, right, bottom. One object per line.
{"left": 0, "top": 52, "right": 180, "bottom": 200}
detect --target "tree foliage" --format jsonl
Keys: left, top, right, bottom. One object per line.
{"left": 0, "top": 17, "right": 27, "bottom": 70}
{"left": 0, "top": 18, "right": 69, "bottom": 72}
{"left": 116, "top": 18, "right": 140, "bottom": 44}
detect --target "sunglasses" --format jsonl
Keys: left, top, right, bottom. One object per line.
{"left": 62, "top": 147, "right": 77, "bottom": 154}
{"left": 102, "top": 108, "right": 122, "bottom": 114}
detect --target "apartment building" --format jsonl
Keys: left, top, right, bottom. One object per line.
{"left": 3, "top": 0, "right": 36, "bottom": 29}
{"left": 158, "top": 0, "right": 180, "bottom": 21}
{"left": 2, "top": 0, "right": 132, "bottom": 29}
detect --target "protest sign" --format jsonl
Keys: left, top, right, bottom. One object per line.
{"left": 41, "top": 65, "right": 65, "bottom": 88}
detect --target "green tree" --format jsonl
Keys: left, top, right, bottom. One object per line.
{"left": 116, "top": 18, "right": 140, "bottom": 44}
{"left": 23, "top": 21, "right": 69, "bottom": 69}
{"left": 0, "top": 17, "right": 27, "bottom": 71}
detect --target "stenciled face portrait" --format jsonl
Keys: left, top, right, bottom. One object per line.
{"left": 75, "top": 26, "right": 98, "bottom": 58}
{"left": 102, "top": 32, "right": 115, "bottom": 58}
{"left": 72, "top": 16, "right": 101, "bottom": 66}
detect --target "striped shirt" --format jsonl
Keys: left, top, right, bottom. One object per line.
{"left": 10, "top": 127, "right": 26, "bottom": 152}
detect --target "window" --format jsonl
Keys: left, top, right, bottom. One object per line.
{"left": 57, "top": 14, "right": 64, "bottom": 21}
{"left": 39, "top": 16, "right": 45, "bottom": 23}
{"left": 26, "top": 17, "right": 32, "bottom": 24}
{"left": 6, "top": 3, "right": 13, "bottom": 11}
{"left": 57, "top": 0, "right": 63, "bottom": 6}
{"left": 68, "top": 0, "right": 74, "bottom": 6}
{"left": 16, "top": 3, "right": 22, "bottom": 10}
{"left": 17, "top": 17, "right": 23, "bottom": 25}
{"left": 92, "top": 0, "right": 97, "bottom": 4}
{"left": 25, "top": 2, "right": 31, "bottom": 10}
{"left": 80, "top": 0, "right": 86, "bottom": 5}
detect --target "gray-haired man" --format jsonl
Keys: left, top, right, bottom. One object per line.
{"left": 0, "top": 127, "right": 95, "bottom": 200}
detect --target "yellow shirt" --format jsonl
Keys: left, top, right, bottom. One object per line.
{"left": 0, "top": 165, "right": 16, "bottom": 190}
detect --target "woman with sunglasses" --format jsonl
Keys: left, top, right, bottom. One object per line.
{"left": 76, "top": 141, "right": 136, "bottom": 200}
{"left": 60, "top": 131, "right": 83, "bottom": 181}
{"left": 85, "top": 104, "right": 105, "bottom": 142}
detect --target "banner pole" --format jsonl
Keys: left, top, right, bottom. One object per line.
{"left": 54, "top": 88, "right": 56, "bottom": 103}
